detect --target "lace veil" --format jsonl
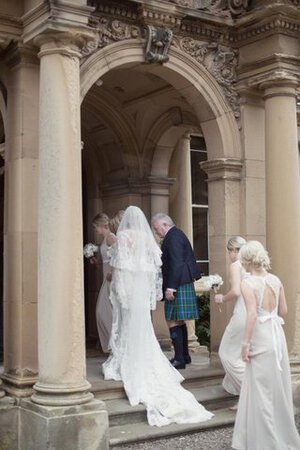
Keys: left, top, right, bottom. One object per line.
{"left": 109, "top": 205, "right": 162, "bottom": 273}
{"left": 109, "top": 206, "right": 162, "bottom": 310}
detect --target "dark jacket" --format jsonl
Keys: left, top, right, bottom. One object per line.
{"left": 161, "top": 226, "right": 200, "bottom": 291}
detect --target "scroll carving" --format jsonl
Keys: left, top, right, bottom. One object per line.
{"left": 174, "top": 37, "right": 240, "bottom": 118}
{"left": 82, "top": 17, "right": 141, "bottom": 56}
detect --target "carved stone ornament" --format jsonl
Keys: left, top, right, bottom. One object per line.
{"left": 168, "top": 0, "right": 250, "bottom": 16}
{"left": 82, "top": 17, "right": 141, "bottom": 56}
{"left": 82, "top": 15, "right": 239, "bottom": 117}
{"left": 143, "top": 25, "right": 173, "bottom": 63}
{"left": 173, "top": 36, "right": 240, "bottom": 118}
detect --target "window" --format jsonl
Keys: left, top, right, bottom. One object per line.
{"left": 190, "top": 136, "right": 209, "bottom": 275}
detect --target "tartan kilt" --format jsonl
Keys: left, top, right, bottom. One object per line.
{"left": 164, "top": 282, "right": 199, "bottom": 321}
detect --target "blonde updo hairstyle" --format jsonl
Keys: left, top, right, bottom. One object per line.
{"left": 238, "top": 240, "right": 271, "bottom": 270}
{"left": 227, "top": 236, "right": 246, "bottom": 251}
{"left": 109, "top": 210, "right": 125, "bottom": 234}
{"left": 92, "top": 212, "right": 109, "bottom": 226}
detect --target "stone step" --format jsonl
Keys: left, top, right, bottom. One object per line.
{"left": 109, "top": 407, "right": 236, "bottom": 447}
{"left": 91, "top": 364, "right": 225, "bottom": 401}
{"left": 105, "top": 384, "right": 237, "bottom": 428}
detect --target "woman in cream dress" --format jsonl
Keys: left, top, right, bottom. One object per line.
{"left": 215, "top": 236, "right": 247, "bottom": 396}
{"left": 92, "top": 213, "right": 116, "bottom": 353}
{"left": 232, "top": 241, "right": 300, "bottom": 450}
{"left": 93, "top": 211, "right": 124, "bottom": 353}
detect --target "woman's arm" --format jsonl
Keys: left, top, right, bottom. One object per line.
{"left": 215, "top": 262, "right": 241, "bottom": 304}
{"left": 278, "top": 285, "right": 288, "bottom": 317}
{"left": 106, "top": 232, "right": 117, "bottom": 247}
{"left": 240, "top": 280, "right": 257, "bottom": 362}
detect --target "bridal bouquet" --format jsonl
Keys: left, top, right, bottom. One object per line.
{"left": 200, "top": 274, "right": 223, "bottom": 292}
{"left": 83, "top": 243, "right": 99, "bottom": 258}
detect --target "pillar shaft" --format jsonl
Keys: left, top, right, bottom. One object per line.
{"left": 264, "top": 82, "right": 300, "bottom": 356}
{"left": 201, "top": 158, "right": 243, "bottom": 353}
{"left": 169, "top": 134, "right": 202, "bottom": 350}
{"left": 31, "top": 40, "right": 92, "bottom": 406}
{"left": 170, "top": 134, "right": 193, "bottom": 241}
{"left": 2, "top": 47, "right": 39, "bottom": 397}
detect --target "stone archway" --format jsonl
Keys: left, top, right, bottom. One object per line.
{"left": 80, "top": 39, "right": 243, "bottom": 352}
{"left": 80, "top": 40, "right": 241, "bottom": 160}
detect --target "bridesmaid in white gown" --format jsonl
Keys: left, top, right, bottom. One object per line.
{"left": 102, "top": 206, "right": 214, "bottom": 427}
{"left": 215, "top": 236, "right": 247, "bottom": 397}
{"left": 232, "top": 240, "right": 300, "bottom": 450}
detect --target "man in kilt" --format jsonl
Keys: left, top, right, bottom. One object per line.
{"left": 151, "top": 213, "right": 200, "bottom": 369}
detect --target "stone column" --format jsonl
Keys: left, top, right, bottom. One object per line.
{"left": 170, "top": 134, "right": 193, "bottom": 240}
{"left": 31, "top": 36, "right": 92, "bottom": 407}
{"left": 18, "top": 33, "right": 109, "bottom": 450}
{"left": 170, "top": 134, "right": 203, "bottom": 352}
{"left": 262, "top": 76, "right": 300, "bottom": 357}
{"left": 1, "top": 44, "right": 39, "bottom": 397}
{"left": 201, "top": 158, "right": 243, "bottom": 354}
{"left": 149, "top": 176, "right": 175, "bottom": 348}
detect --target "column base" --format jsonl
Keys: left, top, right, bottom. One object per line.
{"left": 0, "top": 396, "right": 18, "bottom": 450}
{"left": 19, "top": 398, "right": 109, "bottom": 450}
{"left": 31, "top": 380, "right": 94, "bottom": 406}
{"left": 2, "top": 372, "right": 37, "bottom": 397}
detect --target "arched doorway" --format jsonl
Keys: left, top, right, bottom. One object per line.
{"left": 80, "top": 39, "right": 242, "bottom": 352}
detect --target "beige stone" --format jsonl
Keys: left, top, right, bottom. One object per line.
{"left": 20, "top": 398, "right": 109, "bottom": 450}
{"left": 1, "top": 0, "right": 300, "bottom": 446}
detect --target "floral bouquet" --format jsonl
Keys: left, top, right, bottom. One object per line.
{"left": 201, "top": 274, "right": 223, "bottom": 292}
{"left": 83, "top": 243, "right": 99, "bottom": 259}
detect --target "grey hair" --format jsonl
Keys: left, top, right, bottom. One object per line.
{"left": 151, "top": 213, "right": 175, "bottom": 227}
{"left": 227, "top": 236, "right": 246, "bottom": 250}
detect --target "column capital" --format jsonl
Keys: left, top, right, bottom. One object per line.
{"left": 3, "top": 42, "right": 39, "bottom": 69}
{"left": 201, "top": 158, "right": 243, "bottom": 182}
{"left": 248, "top": 70, "right": 299, "bottom": 98}
{"left": 35, "top": 29, "right": 97, "bottom": 59}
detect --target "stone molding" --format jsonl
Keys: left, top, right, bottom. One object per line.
{"left": 100, "top": 177, "right": 176, "bottom": 198}
{"left": 247, "top": 69, "right": 300, "bottom": 92}
{"left": 88, "top": 1, "right": 300, "bottom": 45}
{"left": 201, "top": 157, "right": 243, "bottom": 181}
{"left": 22, "top": 0, "right": 95, "bottom": 44}
{"left": 167, "top": 0, "right": 250, "bottom": 17}
{"left": 3, "top": 41, "right": 39, "bottom": 68}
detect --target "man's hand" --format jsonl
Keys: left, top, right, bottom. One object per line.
{"left": 165, "top": 289, "right": 175, "bottom": 300}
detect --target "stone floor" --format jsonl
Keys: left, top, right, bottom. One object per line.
{"left": 115, "top": 414, "right": 300, "bottom": 450}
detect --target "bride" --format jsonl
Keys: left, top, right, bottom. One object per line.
{"left": 102, "top": 206, "right": 213, "bottom": 426}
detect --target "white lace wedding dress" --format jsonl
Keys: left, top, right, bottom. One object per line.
{"left": 232, "top": 273, "right": 300, "bottom": 449}
{"left": 102, "top": 206, "right": 213, "bottom": 426}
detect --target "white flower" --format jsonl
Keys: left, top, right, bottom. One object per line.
{"left": 83, "top": 243, "right": 98, "bottom": 258}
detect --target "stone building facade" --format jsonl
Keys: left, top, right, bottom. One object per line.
{"left": 0, "top": 0, "right": 299, "bottom": 448}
